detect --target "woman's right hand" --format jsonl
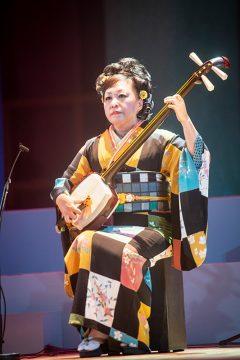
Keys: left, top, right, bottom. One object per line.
{"left": 56, "top": 193, "right": 82, "bottom": 224}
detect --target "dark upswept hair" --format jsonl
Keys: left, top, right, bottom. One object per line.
{"left": 95, "top": 57, "right": 154, "bottom": 121}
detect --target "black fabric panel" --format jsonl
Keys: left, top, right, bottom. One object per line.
{"left": 115, "top": 164, "right": 139, "bottom": 173}
{"left": 202, "top": 194, "right": 208, "bottom": 232}
{"left": 180, "top": 237, "right": 197, "bottom": 271}
{"left": 113, "top": 212, "right": 149, "bottom": 227}
{"left": 171, "top": 192, "right": 181, "bottom": 239}
{"left": 60, "top": 227, "right": 74, "bottom": 274}
{"left": 129, "top": 228, "right": 170, "bottom": 260}
{"left": 84, "top": 136, "right": 102, "bottom": 173}
{"left": 112, "top": 284, "right": 140, "bottom": 338}
{"left": 180, "top": 189, "right": 205, "bottom": 235}
{"left": 62, "top": 148, "right": 83, "bottom": 178}
{"left": 90, "top": 232, "right": 124, "bottom": 281}
{"left": 137, "top": 268, "right": 152, "bottom": 307}
{"left": 137, "top": 137, "right": 164, "bottom": 172}
{"left": 149, "top": 257, "right": 187, "bottom": 351}
{"left": 69, "top": 272, "right": 80, "bottom": 295}
{"left": 71, "top": 269, "right": 89, "bottom": 314}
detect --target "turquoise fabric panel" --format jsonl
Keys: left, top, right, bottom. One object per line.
{"left": 179, "top": 148, "right": 199, "bottom": 193}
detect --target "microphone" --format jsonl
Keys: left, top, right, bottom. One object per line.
{"left": 19, "top": 143, "right": 30, "bottom": 153}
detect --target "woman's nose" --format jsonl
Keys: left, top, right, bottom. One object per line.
{"left": 110, "top": 97, "right": 119, "bottom": 107}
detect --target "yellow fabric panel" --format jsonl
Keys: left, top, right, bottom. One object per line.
{"left": 70, "top": 155, "right": 92, "bottom": 186}
{"left": 160, "top": 143, "right": 181, "bottom": 195}
{"left": 98, "top": 130, "right": 115, "bottom": 170}
{"left": 64, "top": 230, "right": 94, "bottom": 297}
{"left": 64, "top": 273, "right": 74, "bottom": 298}
{"left": 65, "top": 230, "right": 94, "bottom": 274}
{"left": 188, "top": 231, "right": 207, "bottom": 267}
{"left": 64, "top": 239, "right": 80, "bottom": 277}
{"left": 137, "top": 302, "right": 150, "bottom": 346}
{"left": 78, "top": 230, "right": 94, "bottom": 271}
{"left": 98, "top": 129, "right": 144, "bottom": 171}
{"left": 64, "top": 240, "right": 80, "bottom": 298}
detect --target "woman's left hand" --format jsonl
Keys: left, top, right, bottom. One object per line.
{"left": 164, "top": 94, "right": 189, "bottom": 124}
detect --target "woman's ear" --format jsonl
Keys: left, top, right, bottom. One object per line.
{"left": 138, "top": 98, "right": 143, "bottom": 111}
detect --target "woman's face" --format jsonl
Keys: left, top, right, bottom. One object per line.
{"left": 103, "top": 78, "right": 143, "bottom": 136}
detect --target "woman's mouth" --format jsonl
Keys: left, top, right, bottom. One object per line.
{"left": 111, "top": 111, "right": 121, "bottom": 116}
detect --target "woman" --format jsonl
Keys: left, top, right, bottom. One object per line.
{"left": 51, "top": 58, "right": 210, "bottom": 357}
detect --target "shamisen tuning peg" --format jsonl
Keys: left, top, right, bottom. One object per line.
{"left": 189, "top": 52, "right": 229, "bottom": 88}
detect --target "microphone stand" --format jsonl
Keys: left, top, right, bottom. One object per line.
{"left": 0, "top": 144, "right": 29, "bottom": 360}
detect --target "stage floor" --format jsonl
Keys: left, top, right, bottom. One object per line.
{"left": 21, "top": 345, "right": 240, "bottom": 360}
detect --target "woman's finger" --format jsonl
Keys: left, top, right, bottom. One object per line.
{"left": 64, "top": 215, "right": 71, "bottom": 224}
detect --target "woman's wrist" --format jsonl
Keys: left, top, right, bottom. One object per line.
{"left": 179, "top": 114, "right": 191, "bottom": 125}
{"left": 56, "top": 192, "right": 69, "bottom": 206}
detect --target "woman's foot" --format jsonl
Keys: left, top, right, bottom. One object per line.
{"left": 78, "top": 329, "right": 108, "bottom": 358}
{"left": 78, "top": 337, "right": 103, "bottom": 357}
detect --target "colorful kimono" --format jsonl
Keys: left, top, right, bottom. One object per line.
{"left": 50, "top": 125, "right": 210, "bottom": 349}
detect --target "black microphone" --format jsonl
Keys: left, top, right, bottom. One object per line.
{"left": 19, "top": 143, "right": 30, "bottom": 153}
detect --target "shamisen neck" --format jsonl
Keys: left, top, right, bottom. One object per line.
{"left": 102, "top": 64, "right": 207, "bottom": 185}
{"left": 107, "top": 121, "right": 145, "bottom": 167}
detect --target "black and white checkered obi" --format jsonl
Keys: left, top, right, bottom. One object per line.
{"left": 113, "top": 171, "right": 170, "bottom": 213}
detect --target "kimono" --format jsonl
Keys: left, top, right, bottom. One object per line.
{"left": 50, "top": 125, "right": 210, "bottom": 349}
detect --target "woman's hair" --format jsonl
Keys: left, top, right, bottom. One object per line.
{"left": 96, "top": 57, "right": 154, "bottom": 121}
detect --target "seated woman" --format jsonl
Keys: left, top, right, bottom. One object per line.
{"left": 50, "top": 57, "right": 210, "bottom": 357}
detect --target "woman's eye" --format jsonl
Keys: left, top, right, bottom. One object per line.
{"left": 119, "top": 94, "right": 127, "bottom": 99}
{"left": 105, "top": 96, "right": 111, "bottom": 101}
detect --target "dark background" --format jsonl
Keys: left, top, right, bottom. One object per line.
{"left": 0, "top": 0, "right": 239, "bottom": 210}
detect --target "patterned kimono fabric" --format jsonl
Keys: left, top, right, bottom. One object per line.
{"left": 57, "top": 126, "right": 210, "bottom": 349}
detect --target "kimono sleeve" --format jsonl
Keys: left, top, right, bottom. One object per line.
{"left": 50, "top": 141, "right": 94, "bottom": 203}
{"left": 160, "top": 133, "right": 210, "bottom": 271}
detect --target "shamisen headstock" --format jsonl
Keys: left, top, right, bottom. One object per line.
{"left": 102, "top": 52, "right": 230, "bottom": 184}
{"left": 190, "top": 52, "right": 230, "bottom": 91}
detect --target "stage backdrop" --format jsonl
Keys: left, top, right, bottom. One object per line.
{"left": 104, "top": 0, "right": 240, "bottom": 198}
{"left": 0, "top": 0, "right": 239, "bottom": 210}
{"left": 0, "top": 0, "right": 239, "bottom": 354}
{"left": 0, "top": 78, "right": 3, "bottom": 197}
